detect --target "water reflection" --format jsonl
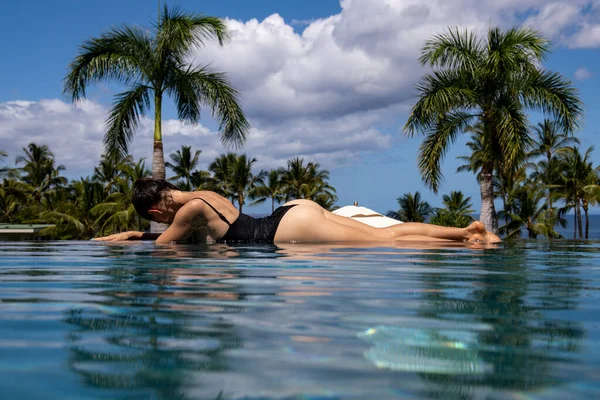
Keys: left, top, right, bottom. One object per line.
{"left": 65, "top": 244, "right": 248, "bottom": 399}
{"left": 357, "top": 240, "right": 587, "bottom": 399}
{"left": 0, "top": 240, "right": 595, "bottom": 399}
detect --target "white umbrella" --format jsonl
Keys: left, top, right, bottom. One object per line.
{"left": 333, "top": 204, "right": 403, "bottom": 228}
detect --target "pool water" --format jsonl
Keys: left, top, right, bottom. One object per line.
{"left": 1, "top": 240, "right": 599, "bottom": 399}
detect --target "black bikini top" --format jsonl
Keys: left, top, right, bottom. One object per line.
{"left": 194, "top": 197, "right": 232, "bottom": 225}
{"left": 194, "top": 197, "right": 254, "bottom": 241}
{"left": 193, "top": 197, "right": 296, "bottom": 242}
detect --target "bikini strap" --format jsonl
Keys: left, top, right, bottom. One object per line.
{"left": 194, "top": 197, "right": 231, "bottom": 225}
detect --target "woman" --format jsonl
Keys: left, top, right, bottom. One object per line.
{"left": 94, "top": 178, "right": 501, "bottom": 244}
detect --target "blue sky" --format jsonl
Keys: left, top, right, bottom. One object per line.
{"left": 1, "top": 0, "right": 599, "bottom": 215}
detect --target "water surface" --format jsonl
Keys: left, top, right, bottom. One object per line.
{"left": 1, "top": 240, "right": 599, "bottom": 399}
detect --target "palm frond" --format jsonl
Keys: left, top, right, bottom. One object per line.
{"left": 63, "top": 25, "right": 152, "bottom": 101}
{"left": 165, "top": 65, "right": 202, "bottom": 123}
{"left": 405, "top": 70, "right": 476, "bottom": 136}
{"left": 187, "top": 66, "right": 250, "bottom": 148}
{"left": 157, "top": 6, "right": 229, "bottom": 62}
{"left": 418, "top": 111, "right": 475, "bottom": 192}
{"left": 104, "top": 84, "right": 152, "bottom": 161}
{"left": 520, "top": 70, "right": 583, "bottom": 133}
{"left": 419, "top": 27, "right": 483, "bottom": 70}
{"left": 493, "top": 94, "right": 531, "bottom": 169}
{"left": 485, "top": 26, "right": 549, "bottom": 76}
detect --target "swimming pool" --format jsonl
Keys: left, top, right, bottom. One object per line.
{"left": 0, "top": 240, "right": 599, "bottom": 399}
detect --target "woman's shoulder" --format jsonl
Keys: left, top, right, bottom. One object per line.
{"left": 189, "top": 190, "right": 220, "bottom": 198}
{"left": 184, "top": 191, "right": 238, "bottom": 216}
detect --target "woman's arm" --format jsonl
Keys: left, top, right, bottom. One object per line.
{"left": 154, "top": 200, "right": 207, "bottom": 244}
{"left": 92, "top": 231, "right": 160, "bottom": 241}
{"left": 93, "top": 200, "right": 208, "bottom": 243}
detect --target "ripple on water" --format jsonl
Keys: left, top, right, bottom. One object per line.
{"left": 0, "top": 240, "right": 599, "bottom": 399}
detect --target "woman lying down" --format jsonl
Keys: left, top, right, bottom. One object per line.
{"left": 94, "top": 178, "right": 501, "bottom": 245}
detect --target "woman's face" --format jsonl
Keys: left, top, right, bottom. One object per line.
{"left": 148, "top": 199, "right": 176, "bottom": 224}
{"left": 151, "top": 210, "right": 174, "bottom": 224}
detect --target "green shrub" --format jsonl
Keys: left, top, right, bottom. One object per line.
{"left": 429, "top": 209, "right": 473, "bottom": 228}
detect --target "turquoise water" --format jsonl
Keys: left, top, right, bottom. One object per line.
{"left": 1, "top": 240, "right": 599, "bottom": 399}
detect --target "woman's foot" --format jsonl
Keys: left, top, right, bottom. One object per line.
{"left": 465, "top": 221, "right": 501, "bottom": 243}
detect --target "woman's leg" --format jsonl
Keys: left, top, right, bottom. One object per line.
{"left": 280, "top": 199, "right": 499, "bottom": 242}
{"left": 275, "top": 203, "right": 499, "bottom": 243}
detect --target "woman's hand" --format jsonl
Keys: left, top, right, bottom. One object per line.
{"left": 92, "top": 231, "right": 140, "bottom": 241}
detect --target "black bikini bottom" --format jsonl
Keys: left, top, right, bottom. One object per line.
{"left": 219, "top": 205, "right": 297, "bottom": 243}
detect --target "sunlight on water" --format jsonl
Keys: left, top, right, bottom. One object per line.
{"left": 358, "top": 326, "right": 488, "bottom": 374}
{"left": 0, "top": 240, "right": 599, "bottom": 399}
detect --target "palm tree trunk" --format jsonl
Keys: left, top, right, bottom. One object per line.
{"left": 151, "top": 93, "right": 168, "bottom": 233}
{"left": 547, "top": 155, "right": 553, "bottom": 209}
{"left": 238, "top": 193, "right": 243, "bottom": 213}
{"left": 576, "top": 199, "right": 583, "bottom": 239}
{"left": 271, "top": 197, "right": 275, "bottom": 213}
{"left": 583, "top": 201, "right": 589, "bottom": 239}
{"left": 152, "top": 94, "right": 165, "bottom": 180}
{"left": 479, "top": 165, "right": 498, "bottom": 234}
{"left": 573, "top": 208, "right": 577, "bottom": 239}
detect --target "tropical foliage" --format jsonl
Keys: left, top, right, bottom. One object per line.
{"left": 0, "top": 144, "right": 152, "bottom": 239}
{"left": 478, "top": 134, "right": 598, "bottom": 239}
{"left": 166, "top": 145, "right": 201, "bottom": 190}
{"left": 429, "top": 191, "right": 474, "bottom": 228}
{"left": 387, "top": 191, "right": 432, "bottom": 223}
{"left": 0, "top": 144, "right": 339, "bottom": 239}
{"left": 405, "top": 26, "right": 583, "bottom": 234}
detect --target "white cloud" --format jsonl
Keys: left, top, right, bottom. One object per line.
{"left": 575, "top": 67, "right": 593, "bottom": 80}
{"left": 0, "top": 99, "right": 218, "bottom": 177}
{"left": 3, "top": 0, "right": 599, "bottom": 183}
{"left": 523, "top": 3, "right": 581, "bottom": 38}
{"left": 197, "top": 0, "right": 599, "bottom": 125}
{"left": 570, "top": 22, "right": 600, "bottom": 48}
{"left": 520, "top": 1, "right": 600, "bottom": 48}
{"left": 0, "top": 98, "right": 392, "bottom": 178}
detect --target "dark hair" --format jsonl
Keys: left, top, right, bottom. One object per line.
{"left": 132, "top": 178, "right": 180, "bottom": 220}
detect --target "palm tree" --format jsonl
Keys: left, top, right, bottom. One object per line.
{"left": 93, "top": 154, "right": 133, "bottom": 194}
{"left": 302, "top": 162, "right": 337, "bottom": 208}
{"left": 282, "top": 157, "right": 310, "bottom": 200}
{"left": 166, "top": 145, "right": 201, "bottom": 190}
{"left": 500, "top": 181, "right": 549, "bottom": 239}
{"left": 582, "top": 182, "right": 599, "bottom": 239}
{"left": 0, "top": 150, "right": 10, "bottom": 179}
{"left": 529, "top": 156, "right": 564, "bottom": 209}
{"left": 190, "top": 169, "right": 213, "bottom": 190}
{"left": 15, "top": 143, "right": 67, "bottom": 204}
{"left": 387, "top": 191, "right": 432, "bottom": 223}
{"left": 251, "top": 169, "right": 286, "bottom": 213}
{"left": 556, "top": 146, "right": 595, "bottom": 239}
{"left": 457, "top": 131, "right": 514, "bottom": 226}
{"left": 64, "top": 5, "right": 249, "bottom": 181}
{"left": 124, "top": 157, "right": 152, "bottom": 184}
{"left": 529, "top": 119, "right": 580, "bottom": 208}
{"left": 456, "top": 122, "right": 489, "bottom": 182}
{"left": 405, "top": 26, "right": 583, "bottom": 234}
{"left": 581, "top": 161, "right": 600, "bottom": 240}
{"left": 0, "top": 179, "right": 28, "bottom": 222}
{"left": 208, "top": 153, "right": 237, "bottom": 200}
{"left": 530, "top": 119, "right": 580, "bottom": 165}
{"left": 228, "top": 154, "right": 265, "bottom": 213}
{"left": 40, "top": 177, "right": 105, "bottom": 239}
{"left": 306, "top": 185, "right": 338, "bottom": 210}
{"left": 442, "top": 191, "right": 474, "bottom": 215}
{"left": 90, "top": 157, "right": 151, "bottom": 235}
